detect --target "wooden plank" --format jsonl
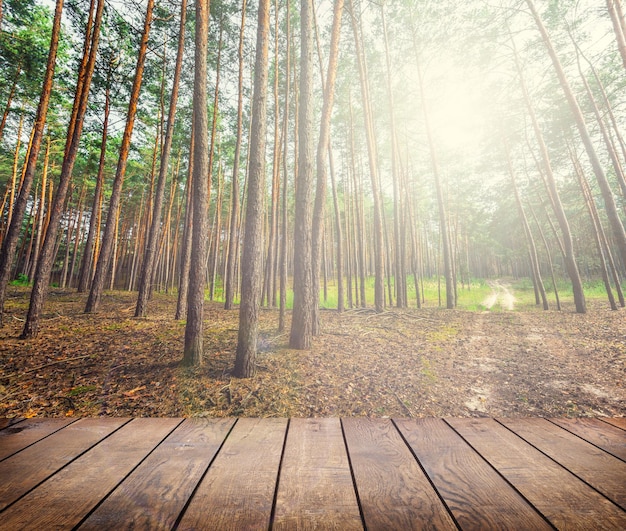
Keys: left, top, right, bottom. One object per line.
{"left": 500, "top": 418, "right": 626, "bottom": 510}
{"left": 0, "top": 417, "right": 127, "bottom": 511}
{"left": 449, "top": 417, "right": 626, "bottom": 529}
{"left": 0, "top": 418, "right": 180, "bottom": 530}
{"left": 603, "top": 418, "right": 626, "bottom": 431}
{"left": 78, "top": 418, "right": 235, "bottom": 530}
{"left": 0, "top": 418, "right": 23, "bottom": 430}
{"left": 177, "top": 418, "right": 286, "bottom": 531}
{"left": 0, "top": 418, "right": 75, "bottom": 461}
{"left": 343, "top": 418, "right": 457, "bottom": 530}
{"left": 550, "top": 418, "right": 626, "bottom": 461}
{"left": 273, "top": 418, "right": 362, "bottom": 530}
{"left": 395, "top": 418, "right": 551, "bottom": 530}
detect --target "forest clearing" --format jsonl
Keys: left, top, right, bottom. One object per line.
{"left": 0, "top": 283, "right": 623, "bottom": 419}
{"left": 0, "top": 0, "right": 626, "bottom": 424}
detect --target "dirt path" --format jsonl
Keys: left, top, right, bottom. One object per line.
{"left": 483, "top": 280, "right": 516, "bottom": 311}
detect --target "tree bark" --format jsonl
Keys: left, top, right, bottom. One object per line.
{"left": 135, "top": 0, "right": 187, "bottom": 317}
{"left": 183, "top": 0, "right": 211, "bottom": 366}
{"left": 234, "top": 0, "right": 270, "bottom": 376}
{"left": 311, "top": 0, "right": 344, "bottom": 334}
{"left": 78, "top": 70, "right": 110, "bottom": 292}
{"left": 278, "top": 0, "right": 291, "bottom": 332}
{"left": 347, "top": 0, "right": 385, "bottom": 312}
{"left": 289, "top": 0, "right": 316, "bottom": 349}
{"left": 85, "top": 0, "right": 154, "bottom": 314}
{"left": 607, "top": 0, "right": 626, "bottom": 70}
{"left": 175, "top": 125, "right": 194, "bottom": 321}
{"left": 224, "top": 0, "right": 248, "bottom": 311}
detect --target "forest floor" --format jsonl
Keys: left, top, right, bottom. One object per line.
{"left": 0, "top": 285, "right": 624, "bottom": 419}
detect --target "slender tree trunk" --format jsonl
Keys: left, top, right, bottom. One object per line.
{"left": 135, "top": 0, "right": 186, "bottom": 317}
{"left": 527, "top": 205, "right": 561, "bottom": 310}
{"left": 85, "top": 0, "right": 154, "bottom": 314}
{"left": 505, "top": 140, "right": 548, "bottom": 309}
{"left": 574, "top": 157, "right": 618, "bottom": 310}
{"left": 289, "top": 0, "right": 316, "bottom": 349}
{"left": 6, "top": 114, "right": 23, "bottom": 232}
{"left": 22, "top": 0, "right": 104, "bottom": 338}
{"left": 414, "top": 50, "right": 454, "bottom": 308}
{"left": 176, "top": 126, "right": 194, "bottom": 320}
{"left": 234, "top": 0, "right": 270, "bottom": 377}
{"left": 510, "top": 38, "right": 586, "bottom": 313}
{"left": 348, "top": 0, "right": 385, "bottom": 312}
{"left": 311, "top": 0, "right": 344, "bottom": 334}
{"left": 182, "top": 0, "right": 211, "bottom": 365}
{"left": 381, "top": 4, "right": 405, "bottom": 308}
{"left": 224, "top": 0, "right": 248, "bottom": 310}
{"left": 78, "top": 74, "right": 110, "bottom": 292}
{"left": 607, "top": 0, "right": 626, "bottom": 70}
{"left": 278, "top": 0, "right": 291, "bottom": 332}
{"left": 527, "top": 0, "right": 626, "bottom": 271}
{"left": 329, "top": 147, "right": 344, "bottom": 312}
{"left": 263, "top": 0, "right": 281, "bottom": 309}
{"left": 572, "top": 148, "right": 624, "bottom": 308}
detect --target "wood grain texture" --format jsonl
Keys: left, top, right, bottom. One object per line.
{"left": 395, "top": 418, "right": 551, "bottom": 530}
{"left": 177, "top": 418, "right": 286, "bottom": 531}
{"left": 500, "top": 417, "right": 626, "bottom": 509}
{"left": 273, "top": 418, "right": 362, "bottom": 530}
{"left": 449, "top": 417, "right": 626, "bottom": 529}
{"left": 603, "top": 417, "right": 626, "bottom": 431}
{"left": 78, "top": 418, "right": 235, "bottom": 530}
{"left": 343, "top": 418, "right": 457, "bottom": 530}
{"left": 0, "top": 417, "right": 127, "bottom": 511}
{"left": 0, "top": 417, "right": 75, "bottom": 461}
{"left": 549, "top": 417, "right": 626, "bottom": 461}
{"left": 0, "top": 418, "right": 23, "bottom": 430}
{"left": 0, "top": 418, "right": 180, "bottom": 531}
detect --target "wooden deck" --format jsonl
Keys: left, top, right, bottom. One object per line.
{"left": 0, "top": 417, "right": 624, "bottom": 530}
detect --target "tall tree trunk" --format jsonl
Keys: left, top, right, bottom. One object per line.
{"left": 182, "top": 0, "right": 211, "bottom": 365}
{"left": 135, "top": 0, "right": 187, "bottom": 317}
{"left": 85, "top": 0, "right": 154, "bottom": 314}
{"left": 289, "top": 0, "right": 316, "bottom": 349}
{"left": 527, "top": 0, "right": 626, "bottom": 271}
{"left": 413, "top": 49, "right": 455, "bottom": 309}
{"left": 348, "top": 0, "right": 385, "bottom": 312}
{"left": 263, "top": 0, "right": 281, "bottom": 309}
{"left": 607, "top": 0, "right": 626, "bottom": 70}
{"left": 571, "top": 147, "right": 625, "bottom": 308}
{"left": 510, "top": 31, "right": 586, "bottom": 314}
{"left": 234, "top": 0, "right": 270, "bottom": 377}
{"left": 78, "top": 70, "right": 110, "bottom": 292}
{"left": 26, "top": 139, "right": 50, "bottom": 280}
{"left": 528, "top": 205, "right": 561, "bottom": 310}
{"left": 224, "top": 0, "right": 248, "bottom": 311}
{"left": 6, "top": 114, "right": 23, "bottom": 232}
{"left": 329, "top": 147, "right": 344, "bottom": 312}
{"left": 505, "top": 140, "right": 548, "bottom": 309}
{"left": 311, "top": 0, "right": 344, "bottom": 334}
{"left": 569, "top": 30, "right": 626, "bottom": 199}
{"left": 278, "top": 0, "right": 291, "bottom": 332}
{"left": 23, "top": 0, "right": 103, "bottom": 330}
{"left": 175, "top": 125, "right": 194, "bottom": 321}
{"left": 381, "top": 4, "right": 405, "bottom": 308}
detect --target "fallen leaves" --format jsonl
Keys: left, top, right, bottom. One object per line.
{"left": 0, "top": 287, "right": 624, "bottom": 419}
